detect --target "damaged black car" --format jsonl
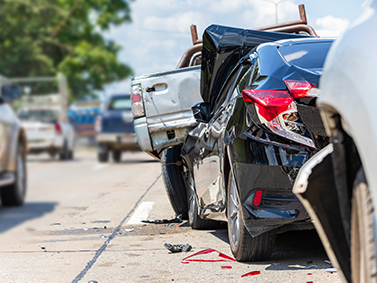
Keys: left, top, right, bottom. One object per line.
{"left": 179, "top": 25, "right": 333, "bottom": 261}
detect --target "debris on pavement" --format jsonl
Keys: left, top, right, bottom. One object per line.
{"left": 142, "top": 214, "right": 182, "bottom": 224}
{"left": 122, "top": 228, "right": 134, "bottom": 234}
{"left": 241, "top": 271, "right": 261, "bottom": 277}
{"left": 50, "top": 223, "right": 61, "bottom": 226}
{"left": 164, "top": 243, "right": 192, "bottom": 253}
{"left": 221, "top": 266, "right": 232, "bottom": 269}
{"left": 326, "top": 267, "right": 337, "bottom": 273}
{"left": 100, "top": 235, "right": 108, "bottom": 238}
{"left": 181, "top": 248, "right": 236, "bottom": 263}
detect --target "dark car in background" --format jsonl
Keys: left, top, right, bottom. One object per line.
{"left": 178, "top": 26, "right": 333, "bottom": 261}
{"left": 96, "top": 94, "right": 139, "bottom": 162}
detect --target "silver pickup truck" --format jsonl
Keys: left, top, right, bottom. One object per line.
{"left": 131, "top": 26, "right": 202, "bottom": 218}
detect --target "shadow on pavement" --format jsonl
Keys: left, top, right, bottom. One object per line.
{"left": 0, "top": 201, "right": 58, "bottom": 233}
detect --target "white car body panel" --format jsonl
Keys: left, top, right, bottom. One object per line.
{"left": 319, "top": 0, "right": 377, "bottom": 222}
{"left": 131, "top": 65, "right": 203, "bottom": 154}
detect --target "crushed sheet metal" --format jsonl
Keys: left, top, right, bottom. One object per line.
{"left": 164, "top": 243, "right": 192, "bottom": 253}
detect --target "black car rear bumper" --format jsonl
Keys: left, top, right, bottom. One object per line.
{"left": 231, "top": 136, "right": 311, "bottom": 236}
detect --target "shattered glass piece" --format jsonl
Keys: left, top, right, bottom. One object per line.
{"left": 122, "top": 228, "right": 134, "bottom": 233}
{"left": 164, "top": 243, "right": 192, "bottom": 253}
{"left": 241, "top": 271, "right": 261, "bottom": 277}
{"left": 100, "top": 235, "right": 108, "bottom": 238}
{"left": 181, "top": 248, "right": 236, "bottom": 263}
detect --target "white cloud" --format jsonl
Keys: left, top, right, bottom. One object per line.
{"left": 314, "top": 15, "right": 349, "bottom": 37}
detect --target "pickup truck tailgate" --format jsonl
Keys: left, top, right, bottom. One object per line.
{"left": 132, "top": 66, "right": 202, "bottom": 156}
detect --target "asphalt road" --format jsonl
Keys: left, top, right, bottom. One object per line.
{"left": 0, "top": 148, "right": 341, "bottom": 283}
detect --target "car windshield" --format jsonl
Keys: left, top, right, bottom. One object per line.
{"left": 18, "top": 109, "right": 59, "bottom": 122}
{"left": 108, "top": 97, "right": 131, "bottom": 111}
{"left": 278, "top": 41, "right": 332, "bottom": 69}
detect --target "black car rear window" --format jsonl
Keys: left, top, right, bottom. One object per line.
{"left": 278, "top": 41, "right": 332, "bottom": 69}
{"left": 108, "top": 97, "right": 131, "bottom": 110}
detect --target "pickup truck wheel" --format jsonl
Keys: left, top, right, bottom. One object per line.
{"left": 1, "top": 143, "right": 27, "bottom": 206}
{"left": 161, "top": 146, "right": 188, "bottom": 219}
{"left": 227, "top": 170, "right": 275, "bottom": 261}
{"left": 59, "top": 141, "right": 69, "bottom": 160}
{"left": 351, "top": 167, "right": 377, "bottom": 283}
{"left": 112, "top": 150, "right": 122, "bottom": 162}
{"left": 98, "top": 145, "right": 109, "bottom": 163}
{"left": 187, "top": 171, "right": 220, "bottom": 229}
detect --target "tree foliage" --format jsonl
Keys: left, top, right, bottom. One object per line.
{"left": 0, "top": 0, "right": 133, "bottom": 99}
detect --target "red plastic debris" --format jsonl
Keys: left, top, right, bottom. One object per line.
{"left": 306, "top": 281, "right": 314, "bottom": 283}
{"left": 241, "top": 271, "right": 261, "bottom": 277}
{"left": 221, "top": 266, "right": 232, "bottom": 269}
{"left": 307, "top": 273, "right": 312, "bottom": 275}
{"left": 181, "top": 248, "right": 236, "bottom": 264}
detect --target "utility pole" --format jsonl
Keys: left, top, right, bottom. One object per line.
{"left": 259, "top": 0, "right": 290, "bottom": 24}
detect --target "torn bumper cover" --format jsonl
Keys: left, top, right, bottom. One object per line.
{"left": 293, "top": 144, "right": 349, "bottom": 283}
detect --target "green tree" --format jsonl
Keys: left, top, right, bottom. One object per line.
{"left": 0, "top": 0, "right": 133, "bottom": 99}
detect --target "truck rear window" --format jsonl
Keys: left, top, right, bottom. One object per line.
{"left": 109, "top": 98, "right": 132, "bottom": 110}
{"left": 278, "top": 41, "right": 332, "bottom": 69}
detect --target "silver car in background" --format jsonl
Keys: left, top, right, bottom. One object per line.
{"left": 293, "top": 0, "right": 377, "bottom": 282}
{"left": 0, "top": 84, "right": 27, "bottom": 206}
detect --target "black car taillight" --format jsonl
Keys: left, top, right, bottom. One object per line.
{"left": 242, "top": 89, "right": 315, "bottom": 148}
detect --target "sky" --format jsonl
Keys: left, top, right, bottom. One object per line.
{"left": 103, "top": 0, "right": 366, "bottom": 97}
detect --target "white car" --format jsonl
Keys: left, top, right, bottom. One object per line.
{"left": 19, "top": 107, "right": 75, "bottom": 160}
{"left": 293, "top": 1, "right": 377, "bottom": 282}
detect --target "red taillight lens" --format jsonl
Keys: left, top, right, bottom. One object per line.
{"left": 55, "top": 123, "right": 62, "bottom": 134}
{"left": 253, "top": 190, "right": 263, "bottom": 206}
{"left": 242, "top": 89, "right": 293, "bottom": 121}
{"left": 131, "top": 93, "right": 141, "bottom": 103}
{"left": 284, "top": 80, "right": 318, "bottom": 98}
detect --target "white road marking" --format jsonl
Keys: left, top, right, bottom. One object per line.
{"left": 127, "top": 201, "right": 155, "bottom": 225}
{"left": 92, "top": 163, "right": 109, "bottom": 171}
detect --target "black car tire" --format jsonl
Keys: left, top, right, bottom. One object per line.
{"left": 0, "top": 143, "right": 27, "bottom": 206}
{"left": 68, "top": 149, "right": 74, "bottom": 160}
{"left": 187, "top": 171, "right": 220, "bottom": 230}
{"left": 351, "top": 167, "right": 377, "bottom": 283}
{"left": 112, "top": 150, "right": 122, "bottom": 162}
{"left": 161, "top": 146, "right": 188, "bottom": 219}
{"left": 98, "top": 145, "right": 109, "bottom": 163}
{"left": 59, "top": 141, "right": 69, "bottom": 160}
{"left": 227, "top": 170, "right": 275, "bottom": 261}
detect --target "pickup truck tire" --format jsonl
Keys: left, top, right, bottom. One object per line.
{"left": 227, "top": 170, "right": 275, "bottom": 261}
{"left": 351, "top": 167, "right": 377, "bottom": 283}
{"left": 161, "top": 146, "right": 189, "bottom": 219}
{"left": 98, "top": 145, "right": 109, "bottom": 163}
{"left": 0, "top": 143, "right": 27, "bottom": 206}
{"left": 187, "top": 169, "right": 220, "bottom": 229}
{"left": 112, "top": 150, "right": 122, "bottom": 162}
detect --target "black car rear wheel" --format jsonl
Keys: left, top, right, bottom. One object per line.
{"left": 1, "top": 143, "right": 27, "bottom": 206}
{"left": 112, "top": 150, "right": 122, "bottom": 162}
{"left": 59, "top": 141, "right": 69, "bottom": 160}
{"left": 187, "top": 171, "right": 220, "bottom": 230}
{"left": 351, "top": 167, "right": 377, "bottom": 283}
{"left": 161, "top": 146, "right": 188, "bottom": 219}
{"left": 227, "top": 170, "right": 275, "bottom": 261}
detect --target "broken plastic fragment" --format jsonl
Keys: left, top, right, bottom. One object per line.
{"left": 142, "top": 214, "right": 183, "bottom": 224}
{"left": 100, "top": 235, "right": 108, "bottom": 238}
{"left": 221, "top": 266, "right": 232, "bottom": 269}
{"left": 122, "top": 228, "right": 134, "bottom": 233}
{"left": 164, "top": 243, "right": 192, "bottom": 253}
{"left": 181, "top": 248, "right": 235, "bottom": 263}
{"left": 326, "top": 267, "right": 337, "bottom": 273}
{"left": 241, "top": 271, "right": 261, "bottom": 277}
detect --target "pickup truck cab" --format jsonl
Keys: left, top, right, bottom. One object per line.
{"left": 19, "top": 107, "right": 75, "bottom": 160}
{"left": 96, "top": 94, "right": 139, "bottom": 162}
{"left": 0, "top": 84, "right": 27, "bottom": 206}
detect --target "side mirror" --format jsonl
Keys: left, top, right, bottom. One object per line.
{"left": 2, "top": 85, "right": 22, "bottom": 101}
{"left": 192, "top": 102, "right": 211, "bottom": 123}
